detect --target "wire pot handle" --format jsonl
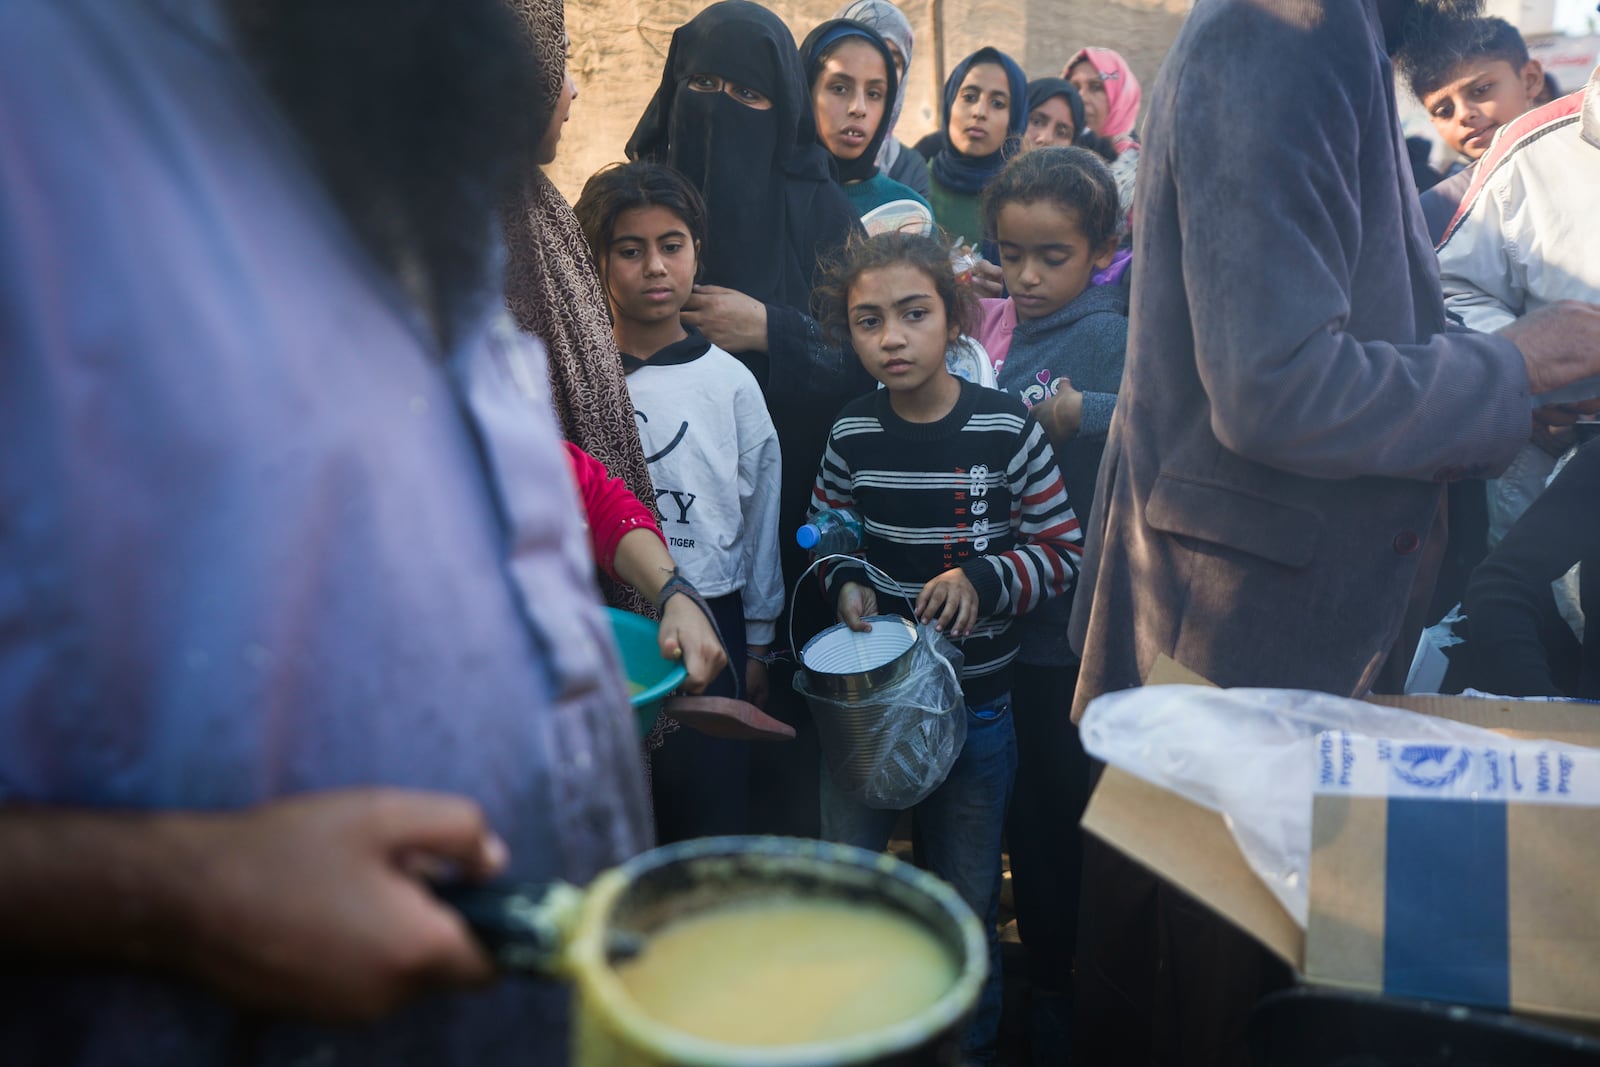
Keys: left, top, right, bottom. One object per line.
{"left": 787, "top": 552, "right": 919, "bottom": 664}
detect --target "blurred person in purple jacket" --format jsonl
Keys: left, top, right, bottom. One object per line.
{"left": 0, "top": 1, "right": 651, "bottom": 1063}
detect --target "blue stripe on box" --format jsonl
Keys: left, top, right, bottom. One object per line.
{"left": 1383, "top": 798, "right": 1510, "bottom": 1008}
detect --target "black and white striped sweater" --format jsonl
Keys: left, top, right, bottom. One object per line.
{"left": 809, "top": 380, "right": 1083, "bottom": 704}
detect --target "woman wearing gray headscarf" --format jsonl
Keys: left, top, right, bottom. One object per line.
{"left": 834, "top": 0, "right": 930, "bottom": 197}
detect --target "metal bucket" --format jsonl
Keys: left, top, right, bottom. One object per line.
{"left": 788, "top": 557, "right": 963, "bottom": 800}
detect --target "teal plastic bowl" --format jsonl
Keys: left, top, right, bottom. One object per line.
{"left": 605, "top": 607, "right": 688, "bottom": 738}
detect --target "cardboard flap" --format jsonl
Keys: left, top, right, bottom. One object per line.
{"left": 1081, "top": 765, "right": 1303, "bottom": 969}
{"left": 1084, "top": 654, "right": 1302, "bottom": 968}
{"left": 1365, "top": 693, "right": 1600, "bottom": 745}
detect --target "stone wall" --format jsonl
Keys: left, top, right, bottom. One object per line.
{"left": 548, "top": 0, "right": 1189, "bottom": 202}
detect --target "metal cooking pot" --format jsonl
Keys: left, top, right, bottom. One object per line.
{"left": 437, "top": 836, "right": 986, "bottom": 1066}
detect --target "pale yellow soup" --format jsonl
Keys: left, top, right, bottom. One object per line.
{"left": 612, "top": 898, "right": 956, "bottom": 1047}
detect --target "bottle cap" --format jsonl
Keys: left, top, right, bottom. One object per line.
{"left": 796, "top": 524, "right": 821, "bottom": 549}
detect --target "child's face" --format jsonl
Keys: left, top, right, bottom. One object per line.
{"left": 949, "top": 63, "right": 1011, "bottom": 159}
{"left": 996, "top": 200, "right": 1115, "bottom": 321}
{"left": 603, "top": 205, "right": 698, "bottom": 327}
{"left": 847, "top": 263, "right": 960, "bottom": 398}
{"left": 1024, "top": 96, "right": 1077, "bottom": 151}
{"left": 812, "top": 39, "right": 890, "bottom": 162}
{"left": 1422, "top": 58, "right": 1543, "bottom": 160}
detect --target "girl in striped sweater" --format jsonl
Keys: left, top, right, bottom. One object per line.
{"left": 808, "top": 230, "right": 1082, "bottom": 1064}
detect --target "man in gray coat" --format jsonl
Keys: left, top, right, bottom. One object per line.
{"left": 1067, "top": 0, "right": 1600, "bottom": 1061}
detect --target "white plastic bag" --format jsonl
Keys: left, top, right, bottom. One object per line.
{"left": 1077, "top": 685, "right": 1596, "bottom": 926}
{"left": 796, "top": 623, "right": 967, "bottom": 810}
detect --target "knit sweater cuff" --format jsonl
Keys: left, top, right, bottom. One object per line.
{"left": 961, "top": 559, "right": 1003, "bottom": 616}
{"left": 1079, "top": 391, "right": 1117, "bottom": 438}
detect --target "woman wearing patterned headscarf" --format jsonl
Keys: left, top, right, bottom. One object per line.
{"left": 1065, "top": 46, "right": 1143, "bottom": 238}
{"left": 501, "top": 0, "right": 655, "bottom": 618}
{"left": 833, "top": 0, "right": 931, "bottom": 198}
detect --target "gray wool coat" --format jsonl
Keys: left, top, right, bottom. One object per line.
{"left": 1068, "top": 0, "right": 1532, "bottom": 713}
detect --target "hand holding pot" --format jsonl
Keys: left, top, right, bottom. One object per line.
{"left": 182, "top": 789, "right": 502, "bottom": 1022}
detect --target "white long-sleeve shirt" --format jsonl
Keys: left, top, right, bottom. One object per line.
{"left": 623, "top": 335, "right": 784, "bottom": 644}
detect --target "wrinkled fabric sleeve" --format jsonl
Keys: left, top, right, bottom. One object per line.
{"left": 1437, "top": 182, "right": 1524, "bottom": 334}
{"left": 1168, "top": 32, "right": 1529, "bottom": 482}
{"left": 738, "top": 402, "right": 785, "bottom": 647}
{"left": 1078, "top": 390, "right": 1118, "bottom": 438}
{"left": 765, "top": 303, "right": 870, "bottom": 401}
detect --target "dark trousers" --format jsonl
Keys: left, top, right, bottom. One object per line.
{"left": 1073, "top": 827, "right": 1293, "bottom": 1066}
{"left": 650, "top": 592, "right": 752, "bottom": 843}
{"left": 1005, "top": 662, "right": 1092, "bottom": 995}
{"left": 746, "top": 661, "right": 823, "bottom": 839}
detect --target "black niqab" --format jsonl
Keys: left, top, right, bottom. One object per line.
{"left": 626, "top": 0, "right": 854, "bottom": 311}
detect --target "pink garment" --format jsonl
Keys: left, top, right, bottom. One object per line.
{"left": 564, "top": 441, "right": 664, "bottom": 581}
{"left": 1065, "top": 47, "right": 1142, "bottom": 152}
{"left": 975, "top": 297, "right": 1019, "bottom": 373}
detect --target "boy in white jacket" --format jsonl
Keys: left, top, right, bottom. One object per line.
{"left": 1436, "top": 63, "right": 1600, "bottom": 547}
{"left": 576, "top": 161, "right": 784, "bottom": 842}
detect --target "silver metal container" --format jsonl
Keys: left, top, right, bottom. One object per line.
{"left": 799, "top": 615, "right": 919, "bottom": 700}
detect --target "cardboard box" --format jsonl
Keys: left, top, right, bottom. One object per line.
{"left": 1080, "top": 656, "right": 1600, "bottom": 1024}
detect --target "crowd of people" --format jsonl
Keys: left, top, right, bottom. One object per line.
{"left": 4, "top": 0, "right": 1600, "bottom": 1065}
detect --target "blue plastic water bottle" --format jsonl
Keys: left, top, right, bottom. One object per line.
{"left": 796, "top": 508, "right": 864, "bottom": 554}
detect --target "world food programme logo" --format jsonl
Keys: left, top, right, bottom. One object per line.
{"left": 1392, "top": 744, "right": 1472, "bottom": 789}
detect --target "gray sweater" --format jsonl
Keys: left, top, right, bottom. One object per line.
{"left": 995, "top": 282, "right": 1129, "bottom": 665}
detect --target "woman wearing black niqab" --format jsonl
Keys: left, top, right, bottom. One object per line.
{"left": 626, "top": 0, "right": 859, "bottom": 329}
{"left": 627, "top": 0, "right": 868, "bottom": 839}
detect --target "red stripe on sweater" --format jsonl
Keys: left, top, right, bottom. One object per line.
{"left": 1010, "top": 552, "right": 1037, "bottom": 609}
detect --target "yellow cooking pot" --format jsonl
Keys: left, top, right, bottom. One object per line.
{"left": 438, "top": 835, "right": 987, "bottom": 1066}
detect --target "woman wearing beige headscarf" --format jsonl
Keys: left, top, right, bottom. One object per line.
{"left": 503, "top": 0, "right": 655, "bottom": 617}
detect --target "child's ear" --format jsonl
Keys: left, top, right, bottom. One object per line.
{"left": 1092, "top": 239, "right": 1119, "bottom": 271}
{"left": 1521, "top": 59, "right": 1546, "bottom": 102}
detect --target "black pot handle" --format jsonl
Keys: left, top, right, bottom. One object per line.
{"left": 433, "top": 880, "right": 580, "bottom": 977}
